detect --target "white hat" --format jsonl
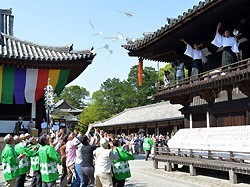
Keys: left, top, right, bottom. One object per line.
{"left": 25, "top": 133, "right": 30, "bottom": 137}
{"left": 100, "top": 138, "right": 109, "bottom": 149}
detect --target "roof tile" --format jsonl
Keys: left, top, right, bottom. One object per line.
{"left": 0, "top": 33, "right": 95, "bottom": 61}
{"left": 93, "top": 101, "right": 184, "bottom": 127}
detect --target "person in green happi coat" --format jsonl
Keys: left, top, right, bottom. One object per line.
{"left": 112, "top": 139, "right": 135, "bottom": 187}
{"left": 1, "top": 134, "right": 25, "bottom": 187}
{"left": 38, "top": 134, "right": 61, "bottom": 187}
{"left": 143, "top": 134, "right": 154, "bottom": 161}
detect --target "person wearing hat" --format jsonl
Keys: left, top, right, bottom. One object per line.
{"left": 94, "top": 138, "right": 118, "bottom": 187}
{"left": 1, "top": 134, "right": 25, "bottom": 187}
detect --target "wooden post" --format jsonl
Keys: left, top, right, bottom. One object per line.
{"left": 190, "top": 149, "right": 193, "bottom": 158}
{"left": 189, "top": 165, "right": 197, "bottom": 176}
{"left": 153, "top": 159, "right": 158, "bottom": 169}
{"left": 208, "top": 150, "right": 212, "bottom": 159}
{"left": 165, "top": 161, "right": 172, "bottom": 171}
{"left": 229, "top": 151, "right": 233, "bottom": 162}
{"left": 189, "top": 114, "right": 193, "bottom": 128}
{"left": 229, "top": 169, "right": 237, "bottom": 184}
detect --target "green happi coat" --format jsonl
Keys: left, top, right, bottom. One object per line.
{"left": 30, "top": 144, "right": 41, "bottom": 171}
{"left": 1, "top": 144, "right": 20, "bottom": 181}
{"left": 112, "top": 147, "right": 135, "bottom": 181}
{"left": 15, "top": 142, "right": 32, "bottom": 175}
{"left": 39, "top": 145, "right": 61, "bottom": 183}
{"left": 143, "top": 137, "right": 154, "bottom": 151}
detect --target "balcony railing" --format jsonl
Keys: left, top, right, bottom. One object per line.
{"left": 155, "top": 58, "right": 250, "bottom": 99}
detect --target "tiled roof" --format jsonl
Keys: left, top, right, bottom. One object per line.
{"left": 54, "top": 99, "right": 83, "bottom": 113}
{"left": 93, "top": 101, "right": 183, "bottom": 127}
{"left": 122, "top": 0, "right": 216, "bottom": 51}
{"left": 0, "top": 33, "right": 95, "bottom": 61}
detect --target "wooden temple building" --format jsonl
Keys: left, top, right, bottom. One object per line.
{"left": 122, "top": 0, "right": 250, "bottom": 129}
{"left": 93, "top": 101, "right": 184, "bottom": 136}
{"left": 0, "top": 9, "right": 96, "bottom": 133}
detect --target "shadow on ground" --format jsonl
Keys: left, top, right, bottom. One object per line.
{"left": 178, "top": 166, "right": 250, "bottom": 185}
{"left": 125, "top": 182, "right": 148, "bottom": 187}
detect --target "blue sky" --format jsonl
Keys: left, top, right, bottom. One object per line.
{"left": 1, "top": 0, "right": 200, "bottom": 95}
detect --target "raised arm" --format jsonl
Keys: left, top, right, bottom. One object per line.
{"left": 180, "top": 39, "right": 188, "bottom": 45}
{"left": 216, "top": 22, "right": 221, "bottom": 34}
{"left": 85, "top": 124, "right": 93, "bottom": 137}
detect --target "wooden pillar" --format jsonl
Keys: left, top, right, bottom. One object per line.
{"left": 153, "top": 159, "right": 158, "bottom": 169}
{"left": 206, "top": 111, "right": 210, "bottom": 128}
{"left": 189, "top": 165, "right": 197, "bottom": 176}
{"left": 165, "top": 161, "right": 172, "bottom": 171}
{"left": 31, "top": 102, "right": 36, "bottom": 119}
{"left": 246, "top": 110, "right": 250, "bottom": 125}
{"left": 229, "top": 169, "right": 237, "bottom": 184}
{"left": 226, "top": 88, "right": 233, "bottom": 101}
{"left": 155, "top": 123, "right": 159, "bottom": 135}
{"left": 35, "top": 98, "right": 46, "bottom": 133}
{"left": 153, "top": 145, "right": 158, "bottom": 169}
{"left": 184, "top": 114, "right": 190, "bottom": 128}
{"left": 189, "top": 114, "right": 193, "bottom": 129}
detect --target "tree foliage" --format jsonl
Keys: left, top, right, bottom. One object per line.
{"left": 78, "top": 65, "right": 158, "bottom": 128}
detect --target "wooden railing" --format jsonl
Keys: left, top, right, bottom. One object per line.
{"left": 156, "top": 58, "right": 250, "bottom": 92}
{"left": 155, "top": 146, "right": 250, "bottom": 163}
{"left": 153, "top": 145, "right": 250, "bottom": 184}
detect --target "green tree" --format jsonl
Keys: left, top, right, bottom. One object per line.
{"left": 127, "top": 65, "right": 158, "bottom": 106}
{"left": 54, "top": 85, "right": 90, "bottom": 109}
{"left": 78, "top": 65, "right": 159, "bottom": 130}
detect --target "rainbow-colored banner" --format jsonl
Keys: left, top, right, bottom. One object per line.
{"left": 0, "top": 66, "right": 70, "bottom": 104}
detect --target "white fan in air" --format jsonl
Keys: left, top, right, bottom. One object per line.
{"left": 233, "top": 29, "right": 239, "bottom": 36}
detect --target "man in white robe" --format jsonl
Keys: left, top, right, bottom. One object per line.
{"left": 211, "top": 22, "right": 239, "bottom": 67}
{"left": 180, "top": 39, "right": 206, "bottom": 80}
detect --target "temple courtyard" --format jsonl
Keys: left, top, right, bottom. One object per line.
{"left": 0, "top": 154, "right": 249, "bottom": 187}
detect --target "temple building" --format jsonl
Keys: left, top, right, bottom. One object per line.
{"left": 122, "top": 0, "right": 250, "bottom": 128}
{"left": 0, "top": 9, "right": 96, "bottom": 133}
{"left": 93, "top": 101, "right": 184, "bottom": 135}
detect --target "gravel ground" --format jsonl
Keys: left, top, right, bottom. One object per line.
{"left": 127, "top": 155, "right": 250, "bottom": 187}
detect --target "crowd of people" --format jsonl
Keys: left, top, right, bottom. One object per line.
{"left": 1, "top": 124, "right": 172, "bottom": 187}
{"left": 164, "top": 22, "right": 240, "bottom": 88}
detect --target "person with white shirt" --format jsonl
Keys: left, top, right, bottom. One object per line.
{"left": 180, "top": 39, "right": 206, "bottom": 80}
{"left": 94, "top": 138, "right": 118, "bottom": 187}
{"left": 212, "top": 22, "right": 239, "bottom": 67}
{"left": 173, "top": 60, "right": 185, "bottom": 85}
{"left": 164, "top": 70, "right": 171, "bottom": 88}
{"left": 40, "top": 118, "right": 48, "bottom": 134}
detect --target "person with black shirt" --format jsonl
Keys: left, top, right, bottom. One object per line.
{"left": 16, "top": 117, "right": 28, "bottom": 134}
{"left": 81, "top": 135, "right": 97, "bottom": 187}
